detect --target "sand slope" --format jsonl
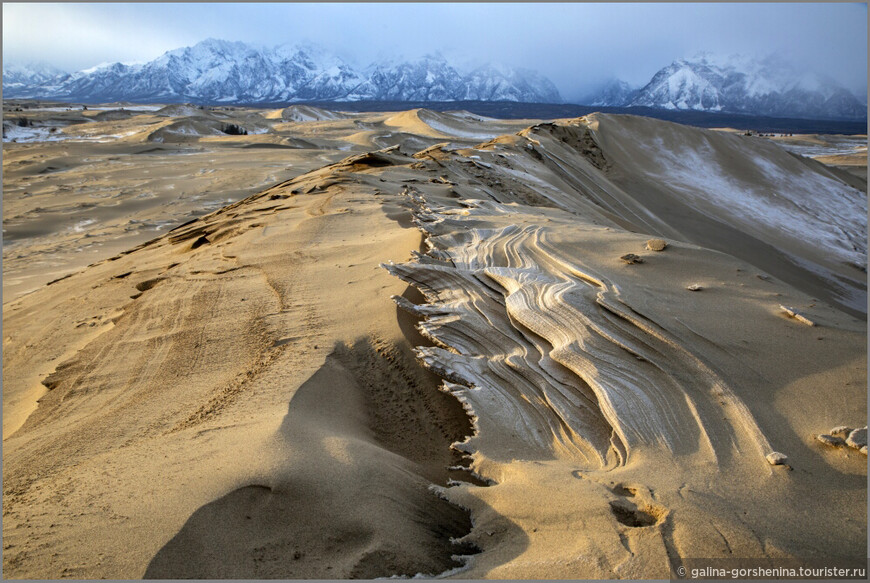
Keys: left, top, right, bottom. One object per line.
{"left": 2, "top": 111, "right": 866, "bottom": 579}
{"left": 3, "top": 151, "right": 479, "bottom": 578}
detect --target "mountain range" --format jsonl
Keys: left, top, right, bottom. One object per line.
{"left": 1, "top": 39, "right": 562, "bottom": 105}
{"left": 4, "top": 43, "right": 866, "bottom": 120}
{"left": 584, "top": 54, "right": 866, "bottom": 120}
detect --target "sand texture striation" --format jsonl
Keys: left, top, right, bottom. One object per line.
{"left": 3, "top": 106, "right": 866, "bottom": 579}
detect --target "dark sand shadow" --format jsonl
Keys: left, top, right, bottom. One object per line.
{"left": 145, "top": 339, "right": 527, "bottom": 578}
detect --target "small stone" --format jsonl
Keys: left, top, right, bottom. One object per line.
{"left": 686, "top": 284, "right": 703, "bottom": 291}
{"left": 766, "top": 452, "right": 788, "bottom": 466}
{"left": 845, "top": 427, "right": 867, "bottom": 450}
{"left": 646, "top": 238, "right": 668, "bottom": 252}
{"left": 620, "top": 253, "right": 644, "bottom": 264}
{"left": 830, "top": 426, "right": 853, "bottom": 438}
{"left": 815, "top": 434, "right": 846, "bottom": 447}
{"left": 779, "top": 305, "right": 815, "bottom": 326}
{"left": 861, "top": 446, "right": 867, "bottom": 456}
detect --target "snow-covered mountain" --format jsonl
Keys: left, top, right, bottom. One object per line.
{"left": 2, "top": 62, "right": 68, "bottom": 91}
{"left": 3, "top": 39, "right": 563, "bottom": 104}
{"left": 353, "top": 54, "right": 465, "bottom": 101}
{"left": 582, "top": 79, "right": 638, "bottom": 107}
{"left": 622, "top": 54, "right": 866, "bottom": 120}
{"left": 460, "top": 63, "right": 562, "bottom": 103}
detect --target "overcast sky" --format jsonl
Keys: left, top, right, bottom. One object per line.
{"left": 3, "top": 2, "right": 867, "bottom": 99}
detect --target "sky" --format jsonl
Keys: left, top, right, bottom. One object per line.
{"left": 3, "top": 2, "right": 867, "bottom": 99}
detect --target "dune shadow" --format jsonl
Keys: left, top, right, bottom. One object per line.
{"left": 145, "top": 338, "right": 528, "bottom": 578}
{"left": 395, "top": 284, "right": 435, "bottom": 349}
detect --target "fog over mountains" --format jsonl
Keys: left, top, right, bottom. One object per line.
{"left": 4, "top": 40, "right": 866, "bottom": 120}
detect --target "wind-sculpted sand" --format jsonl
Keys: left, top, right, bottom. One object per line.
{"left": 2, "top": 107, "right": 866, "bottom": 579}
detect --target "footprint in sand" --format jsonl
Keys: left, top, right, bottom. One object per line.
{"left": 607, "top": 483, "right": 668, "bottom": 528}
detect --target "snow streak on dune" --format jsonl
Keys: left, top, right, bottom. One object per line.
{"left": 384, "top": 108, "right": 521, "bottom": 141}
{"left": 280, "top": 104, "right": 350, "bottom": 122}
{"left": 579, "top": 115, "right": 867, "bottom": 313}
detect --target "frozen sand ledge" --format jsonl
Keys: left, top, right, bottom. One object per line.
{"left": 385, "top": 199, "right": 775, "bottom": 468}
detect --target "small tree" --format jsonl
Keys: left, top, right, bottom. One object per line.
{"left": 222, "top": 123, "right": 248, "bottom": 136}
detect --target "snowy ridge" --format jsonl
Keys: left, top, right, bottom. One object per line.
{"left": 3, "top": 39, "right": 563, "bottom": 104}
{"left": 585, "top": 54, "right": 866, "bottom": 120}
{"left": 2, "top": 61, "right": 68, "bottom": 90}
{"left": 630, "top": 54, "right": 865, "bottom": 120}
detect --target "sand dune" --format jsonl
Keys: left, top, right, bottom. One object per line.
{"left": 580, "top": 116, "right": 866, "bottom": 312}
{"left": 154, "top": 103, "right": 222, "bottom": 118}
{"left": 2, "top": 107, "right": 866, "bottom": 579}
{"left": 147, "top": 117, "right": 237, "bottom": 142}
{"left": 279, "top": 104, "right": 351, "bottom": 122}
{"left": 384, "top": 108, "right": 529, "bottom": 141}
{"left": 92, "top": 108, "right": 141, "bottom": 122}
